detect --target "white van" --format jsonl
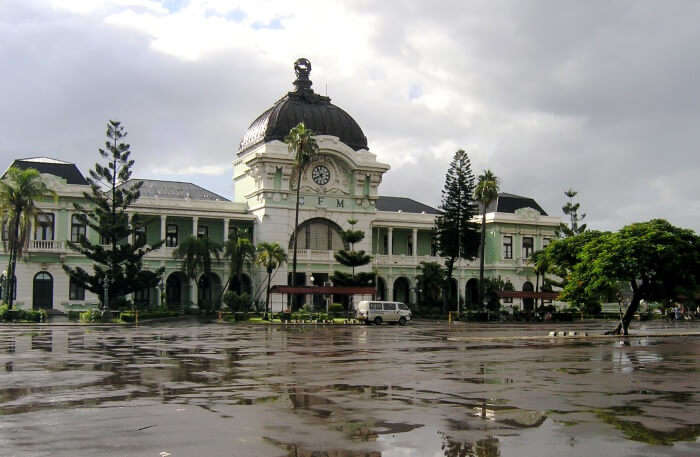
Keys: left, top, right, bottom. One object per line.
{"left": 355, "top": 301, "right": 412, "bottom": 325}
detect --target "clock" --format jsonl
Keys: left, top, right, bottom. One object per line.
{"left": 312, "top": 165, "right": 330, "bottom": 185}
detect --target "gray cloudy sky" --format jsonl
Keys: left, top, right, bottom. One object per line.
{"left": 1, "top": 0, "right": 699, "bottom": 231}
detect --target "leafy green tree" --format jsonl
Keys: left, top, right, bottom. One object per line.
{"left": 559, "top": 219, "right": 699, "bottom": 335}
{"left": 63, "top": 121, "right": 163, "bottom": 314}
{"left": 284, "top": 122, "right": 319, "bottom": 306}
{"left": 256, "top": 242, "right": 287, "bottom": 318}
{"left": 482, "top": 276, "right": 511, "bottom": 313}
{"left": 0, "top": 167, "right": 57, "bottom": 308}
{"left": 555, "top": 188, "right": 587, "bottom": 238}
{"left": 434, "top": 150, "right": 480, "bottom": 313}
{"left": 415, "top": 261, "right": 445, "bottom": 310}
{"left": 474, "top": 169, "right": 499, "bottom": 307}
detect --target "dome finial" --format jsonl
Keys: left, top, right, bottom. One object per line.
{"left": 293, "top": 58, "right": 313, "bottom": 92}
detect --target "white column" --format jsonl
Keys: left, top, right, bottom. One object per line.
{"left": 387, "top": 277, "right": 394, "bottom": 301}
{"left": 388, "top": 227, "right": 393, "bottom": 257}
{"left": 412, "top": 228, "right": 418, "bottom": 260}
{"left": 191, "top": 279, "right": 198, "bottom": 307}
{"left": 223, "top": 219, "right": 229, "bottom": 242}
{"left": 160, "top": 215, "right": 167, "bottom": 246}
{"left": 127, "top": 214, "right": 134, "bottom": 244}
{"left": 192, "top": 216, "right": 199, "bottom": 238}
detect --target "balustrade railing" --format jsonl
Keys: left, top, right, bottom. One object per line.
{"left": 30, "top": 240, "right": 64, "bottom": 251}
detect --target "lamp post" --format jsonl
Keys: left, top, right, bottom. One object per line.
{"left": 102, "top": 275, "right": 110, "bottom": 316}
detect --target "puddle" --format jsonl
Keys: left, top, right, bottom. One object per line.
{"left": 0, "top": 321, "right": 698, "bottom": 456}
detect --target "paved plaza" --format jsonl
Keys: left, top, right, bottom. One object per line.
{"left": 0, "top": 320, "right": 698, "bottom": 457}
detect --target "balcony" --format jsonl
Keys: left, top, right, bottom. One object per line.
{"left": 296, "top": 249, "right": 336, "bottom": 262}
{"left": 29, "top": 240, "right": 65, "bottom": 252}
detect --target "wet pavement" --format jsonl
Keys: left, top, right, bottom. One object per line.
{"left": 0, "top": 319, "right": 698, "bottom": 457}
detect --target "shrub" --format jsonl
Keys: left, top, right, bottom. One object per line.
{"left": 0, "top": 304, "right": 46, "bottom": 322}
{"left": 80, "top": 310, "right": 103, "bottom": 323}
{"left": 120, "top": 310, "right": 179, "bottom": 322}
{"left": 328, "top": 303, "right": 345, "bottom": 317}
{"left": 223, "top": 291, "right": 251, "bottom": 312}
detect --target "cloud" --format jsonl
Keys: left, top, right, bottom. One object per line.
{"left": 1, "top": 0, "right": 699, "bottom": 232}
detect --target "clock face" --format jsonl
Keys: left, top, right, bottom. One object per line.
{"left": 312, "top": 165, "right": 330, "bottom": 185}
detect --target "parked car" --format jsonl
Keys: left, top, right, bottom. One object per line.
{"left": 355, "top": 300, "right": 411, "bottom": 325}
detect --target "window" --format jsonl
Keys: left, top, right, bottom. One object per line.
{"left": 398, "top": 303, "right": 409, "bottom": 310}
{"left": 503, "top": 236, "right": 513, "bottom": 259}
{"left": 69, "top": 278, "right": 85, "bottom": 300}
{"left": 35, "top": 213, "right": 54, "bottom": 241}
{"left": 370, "top": 302, "right": 383, "bottom": 311}
{"left": 134, "top": 288, "right": 150, "bottom": 306}
{"left": 166, "top": 224, "right": 178, "bottom": 247}
{"left": 71, "top": 215, "right": 86, "bottom": 242}
{"left": 523, "top": 237, "right": 534, "bottom": 258}
{"left": 197, "top": 225, "right": 208, "bottom": 239}
{"left": 383, "top": 303, "right": 397, "bottom": 311}
{"left": 543, "top": 237, "right": 551, "bottom": 249}
{"left": 134, "top": 225, "right": 146, "bottom": 245}
{"left": 290, "top": 218, "right": 345, "bottom": 251}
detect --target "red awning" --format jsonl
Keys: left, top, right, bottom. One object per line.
{"left": 497, "top": 291, "right": 560, "bottom": 299}
{"left": 269, "top": 285, "right": 376, "bottom": 296}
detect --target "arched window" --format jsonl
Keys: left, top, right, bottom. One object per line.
{"left": 71, "top": 215, "right": 86, "bottom": 242}
{"left": 289, "top": 218, "right": 347, "bottom": 251}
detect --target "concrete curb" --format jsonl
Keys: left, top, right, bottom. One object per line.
{"left": 447, "top": 332, "right": 700, "bottom": 342}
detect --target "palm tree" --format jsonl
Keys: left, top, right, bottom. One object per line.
{"left": 223, "top": 227, "right": 255, "bottom": 295}
{"left": 474, "top": 169, "right": 499, "bottom": 308}
{"left": 0, "top": 167, "right": 56, "bottom": 308}
{"left": 173, "top": 235, "right": 222, "bottom": 307}
{"left": 255, "top": 242, "right": 287, "bottom": 319}
{"left": 284, "top": 122, "right": 319, "bottom": 310}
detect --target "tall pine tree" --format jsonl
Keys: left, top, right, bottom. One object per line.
{"left": 63, "top": 121, "right": 163, "bottom": 313}
{"left": 332, "top": 219, "right": 373, "bottom": 314}
{"left": 555, "top": 188, "right": 587, "bottom": 238}
{"left": 434, "top": 150, "right": 480, "bottom": 313}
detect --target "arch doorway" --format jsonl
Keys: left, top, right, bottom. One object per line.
{"left": 523, "top": 281, "right": 535, "bottom": 312}
{"left": 33, "top": 272, "right": 53, "bottom": 310}
{"left": 198, "top": 272, "right": 222, "bottom": 307}
{"left": 393, "top": 277, "right": 410, "bottom": 304}
{"left": 230, "top": 273, "right": 252, "bottom": 295}
{"left": 376, "top": 276, "right": 387, "bottom": 301}
{"left": 166, "top": 272, "right": 187, "bottom": 307}
{"left": 466, "top": 278, "right": 479, "bottom": 309}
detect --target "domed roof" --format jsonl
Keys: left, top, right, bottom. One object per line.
{"left": 238, "top": 59, "right": 368, "bottom": 154}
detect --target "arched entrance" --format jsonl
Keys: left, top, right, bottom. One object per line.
{"left": 376, "top": 276, "right": 387, "bottom": 301}
{"left": 466, "top": 278, "right": 479, "bottom": 309}
{"left": 393, "top": 277, "right": 410, "bottom": 304}
{"left": 288, "top": 217, "right": 347, "bottom": 251}
{"left": 166, "top": 272, "right": 187, "bottom": 307}
{"left": 523, "top": 281, "right": 535, "bottom": 312}
{"left": 198, "top": 272, "right": 222, "bottom": 308}
{"left": 230, "top": 273, "right": 252, "bottom": 295}
{"left": 33, "top": 272, "right": 53, "bottom": 310}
